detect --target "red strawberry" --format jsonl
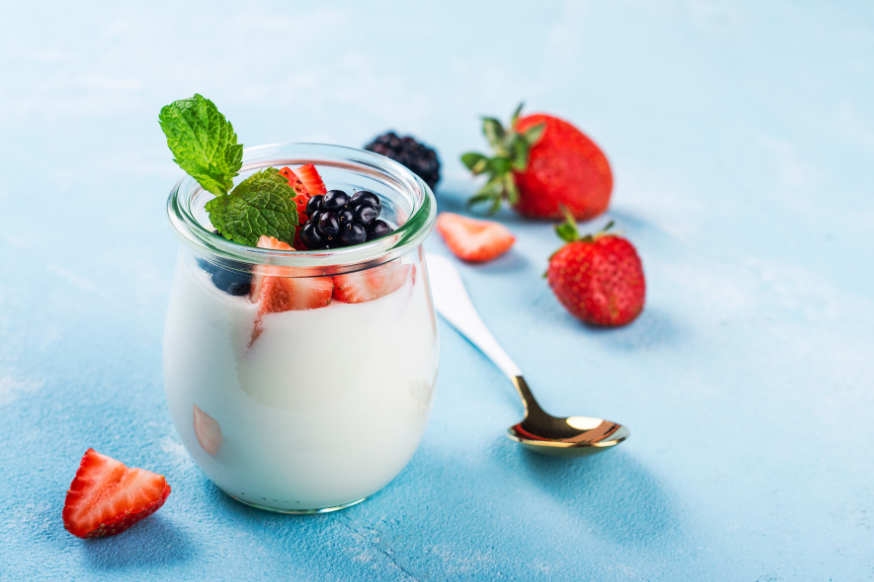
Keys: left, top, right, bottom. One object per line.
{"left": 250, "top": 236, "right": 333, "bottom": 343}
{"left": 295, "top": 163, "right": 327, "bottom": 197}
{"left": 435, "top": 212, "right": 515, "bottom": 262}
{"left": 63, "top": 449, "right": 171, "bottom": 539}
{"left": 461, "top": 104, "right": 612, "bottom": 220}
{"left": 193, "top": 404, "right": 222, "bottom": 456}
{"left": 546, "top": 214, "right": 645, "bottom": 326}
{"left": 277, "top": 167, "right": 312, "bottom": 248}
{"left": 333, "top": 260, "right": 412, "bottom": 303}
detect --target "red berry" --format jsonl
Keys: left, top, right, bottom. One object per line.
{"left": 249, "top": 236, "right": 333, "bottom": 344}
{"left": 62, "top": 449, "right": 171, "bottom": 539}
{"left": 514, "top": 114, "right": 612, "bottom": 220}
{"left": 333, "top": 260, "right": 412, "bottom": 304}
{"left": 547, "top": 219, "right": 645, "bottom": 326}
{"left": 435, "top": 212, "right": 515, "bottom": 262}
{"left": 461, "top": 106, "right": 613, "bottom": 220}
{"left": 295, "top": 163, "right": 327, "bottom": 197}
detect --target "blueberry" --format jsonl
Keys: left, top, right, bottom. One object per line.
{"left": 367, "top": 219, "right": 392, "bottom": 240}
{"left": 211, "top": 266, "right": 253, "bottom": 296}
{"left": 354, "top": 204, "right": 379, "bottom": 226}
{"left": 306, "top": 195, "right": 323, "bottom": 215}
{"left": 318, "top": 211, "right": 340, "bottom": 236}
{"left": 350, "top": 191, "right": 381, "bottom": 210}
{"left": 197, "top": 258, "right": 219, "bottom": 276}
{"left": 323, "top": 190, "right": 350, "bottom": 210}
{"left": 340, "top": 222, "right": 367, "bottom": 246}
{"left": 300, "top": 222, "right": 322, "bottom": 248}
{"left": 309, "top": 210, "right": 322, "bottom": 226}
{"left": 338, "top": 208, "right": 354, "bottom": 224}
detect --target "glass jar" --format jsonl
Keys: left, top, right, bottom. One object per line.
{"left": 164, "top": 143, "right": 439, "bottom": 513}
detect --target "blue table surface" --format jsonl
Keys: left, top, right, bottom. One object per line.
{"left": 2, "top": 1, "right": 873, "bottom": 580}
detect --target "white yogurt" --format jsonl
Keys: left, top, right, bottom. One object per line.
{"left": 163, "top": 254, "right": 439, "bottom": 511}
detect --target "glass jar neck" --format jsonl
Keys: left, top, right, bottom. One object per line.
{"left": 167, "top": 143, "right": 436, "bottom": 276}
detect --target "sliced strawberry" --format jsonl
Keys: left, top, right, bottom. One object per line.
{"left": 259, "top": 275, "right": 333, "bottom": 313}
{"left": 63, "top": 449, "right": 171, "bottom": 539}
{"left": 296, "top": 163, "right": 327, "bottom": 197}
{"left": 249, "top": 236, "right": 333, "bottom": 344}
{"left": 435, "top": 212, "right": 515, "bottom": 262}
{"left": 333, "top": 260, "right": 412, "bottom": 304}
{"left": 278, "top": 166, "right": 309, "bottom": 197}
{"left": 193, "top": 404, "right": 223, "bottom": 456}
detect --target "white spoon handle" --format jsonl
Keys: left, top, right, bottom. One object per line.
{"left": 426, "top": 254, "right": 522, "bottom": 378}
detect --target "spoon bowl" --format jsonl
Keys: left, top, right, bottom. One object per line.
{"left": 506, "top": 376, "right": 629, "bottom": 457}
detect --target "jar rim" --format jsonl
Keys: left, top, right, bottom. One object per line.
{"left": 167, "top": 143, "right": 436, "bottom": 275}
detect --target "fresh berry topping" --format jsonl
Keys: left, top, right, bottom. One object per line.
{"left": 300, "top": 222, "right": 322, "bottom": 248}
{"left": 340, "top": 222, "right": 367, "bottom": 246}
{"left": 367, "top": 219, "right": 392, "bottom": 241}
{"left": 547, "top": 215, "right": 645, "bottom": 326}
{"left": 193, "top": 404, "right": 223, "bottom": 455}
{"left": 364, "top": 133, "right": 441, "bottom": 190}
{"left": 318, "top": 212, "right": 340, "bottom": 237}
{"left": 435, "top": 212, "right": 515, "bottom": 262}
{"left": 63, "top": 449, "right": 171, "bottom": 539}
{"left": 197, "top": 258, "right": 252, "bottom": 296}
{"left": 333, "top": 260, "right": 412, "bottom": 304}
{"left": 354, "top": 205, "right": 379, "bottom": 225}
{"left": 249, "top": 236, "right": 333, "bottom": 344}
{"left": 295, "top": 163, "right": 327, "bottom": 197}
{"left": 309, "top": 210, "right": 322, "bottom": 225}
{"left": 461, "top": 104, "right": 612, "bottom": 220}
{"left": 323, "top": 190, "right": 350, "bottom": 210}
{"left": 338, "top": 208, "right": 354, "bottom": 225}
{"left": 306, "top": 195, "right": 323, "bottom": 215}
{"left": 257, "top": 273, "right": 333, "bottom": 313}
{"left": 349, "top": 190, "right": 381, "bottom": 210}
{"left": 278, "top": 166, "right": 309, "bottom": 197}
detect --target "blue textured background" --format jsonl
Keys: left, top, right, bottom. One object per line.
{"left": 1, "top": 1, "right": 873, "bottom": 580}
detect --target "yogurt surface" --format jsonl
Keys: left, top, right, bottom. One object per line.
{"left": 163, "top": 253, "right": 439, "bottom": 511}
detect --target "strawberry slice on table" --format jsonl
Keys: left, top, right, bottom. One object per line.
{"left": 249, "top": 236, "right": 333, "bottom": 344}
{"left": 435, "top": 212, "right": 516, "bottom": 262}
{"left": 295, "top": 163, "right": 327, "bottom": 197}
{"left": 333, "top": 260, "right": 412, "bottom": 304}
{"left": 63, "top": 449, "right": 171, "bottom": 539}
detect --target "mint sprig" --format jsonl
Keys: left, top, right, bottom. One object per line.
{"left": 159, "top": 94, "right": 243, "bottom": 197}
{"left": 204, "top": 168, "right": 299, "bottom": 247}
{"left": 460, "top": 103, "right": 545, "bottom": 214}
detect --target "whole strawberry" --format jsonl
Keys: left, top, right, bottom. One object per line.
{"left": 461, "top": 104, "right": 612, "bottom": 220}
{"left": 546, "top": 214, "right": 645, "bottom": 326}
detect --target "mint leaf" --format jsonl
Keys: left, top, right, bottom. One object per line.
{"left": 159, "top": 94, "right": 243, "bottom": 196}
{"left": 205, "top": 168, "right": 299, "bottom": 247}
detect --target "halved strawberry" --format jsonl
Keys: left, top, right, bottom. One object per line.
{"left": 193, "top": 404, "right": 223, "bottom": 456}
{"left": 435, "top": 212, "right": 515, "bottom": 262}
{"left": 278, "top": 166, "right": 309, "bottom": 198}
{"left": 333, "top": 260, "right": 412, "bottom": 304}
{"left": 63, "top": 449, "right": 171, "bottom": 539}
{"left": 296, "top": 163, "right": 327, "bottom": 197}
{"left": 250, "top": 236, "right": 333, "bottom": 344}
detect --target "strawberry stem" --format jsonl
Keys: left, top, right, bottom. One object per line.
{"left": 461, "top": 103, "right": 546, "bottom": 214}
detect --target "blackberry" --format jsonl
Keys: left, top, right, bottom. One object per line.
{"left": 364, "top": 132, "right": 440, "bottom": 191}
{"left": 299, "top": 189, "right": 396, "bottom": 249}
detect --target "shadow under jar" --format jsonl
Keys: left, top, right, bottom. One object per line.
{"left": 164, "top": 143, "right": 440, "bottom": 513}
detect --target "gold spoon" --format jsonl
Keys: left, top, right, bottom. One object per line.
{"left": 426, "top": 254, "right": 630, "bottom": 457}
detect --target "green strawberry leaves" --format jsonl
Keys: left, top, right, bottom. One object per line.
{"left": 204, "top": 168, "right": 299, "bottom": 247}
{"left": 159, "top": 94, "right": 243, "bottom": 197}
{"left": 460, "top": 103, "right": 545, "bottom": 214}
{"left": 555, "top": 206, "right": 615, "bottom": 244}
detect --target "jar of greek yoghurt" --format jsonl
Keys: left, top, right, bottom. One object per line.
{"left": 163, "top": 143, "right": 439, "bottom": 513}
